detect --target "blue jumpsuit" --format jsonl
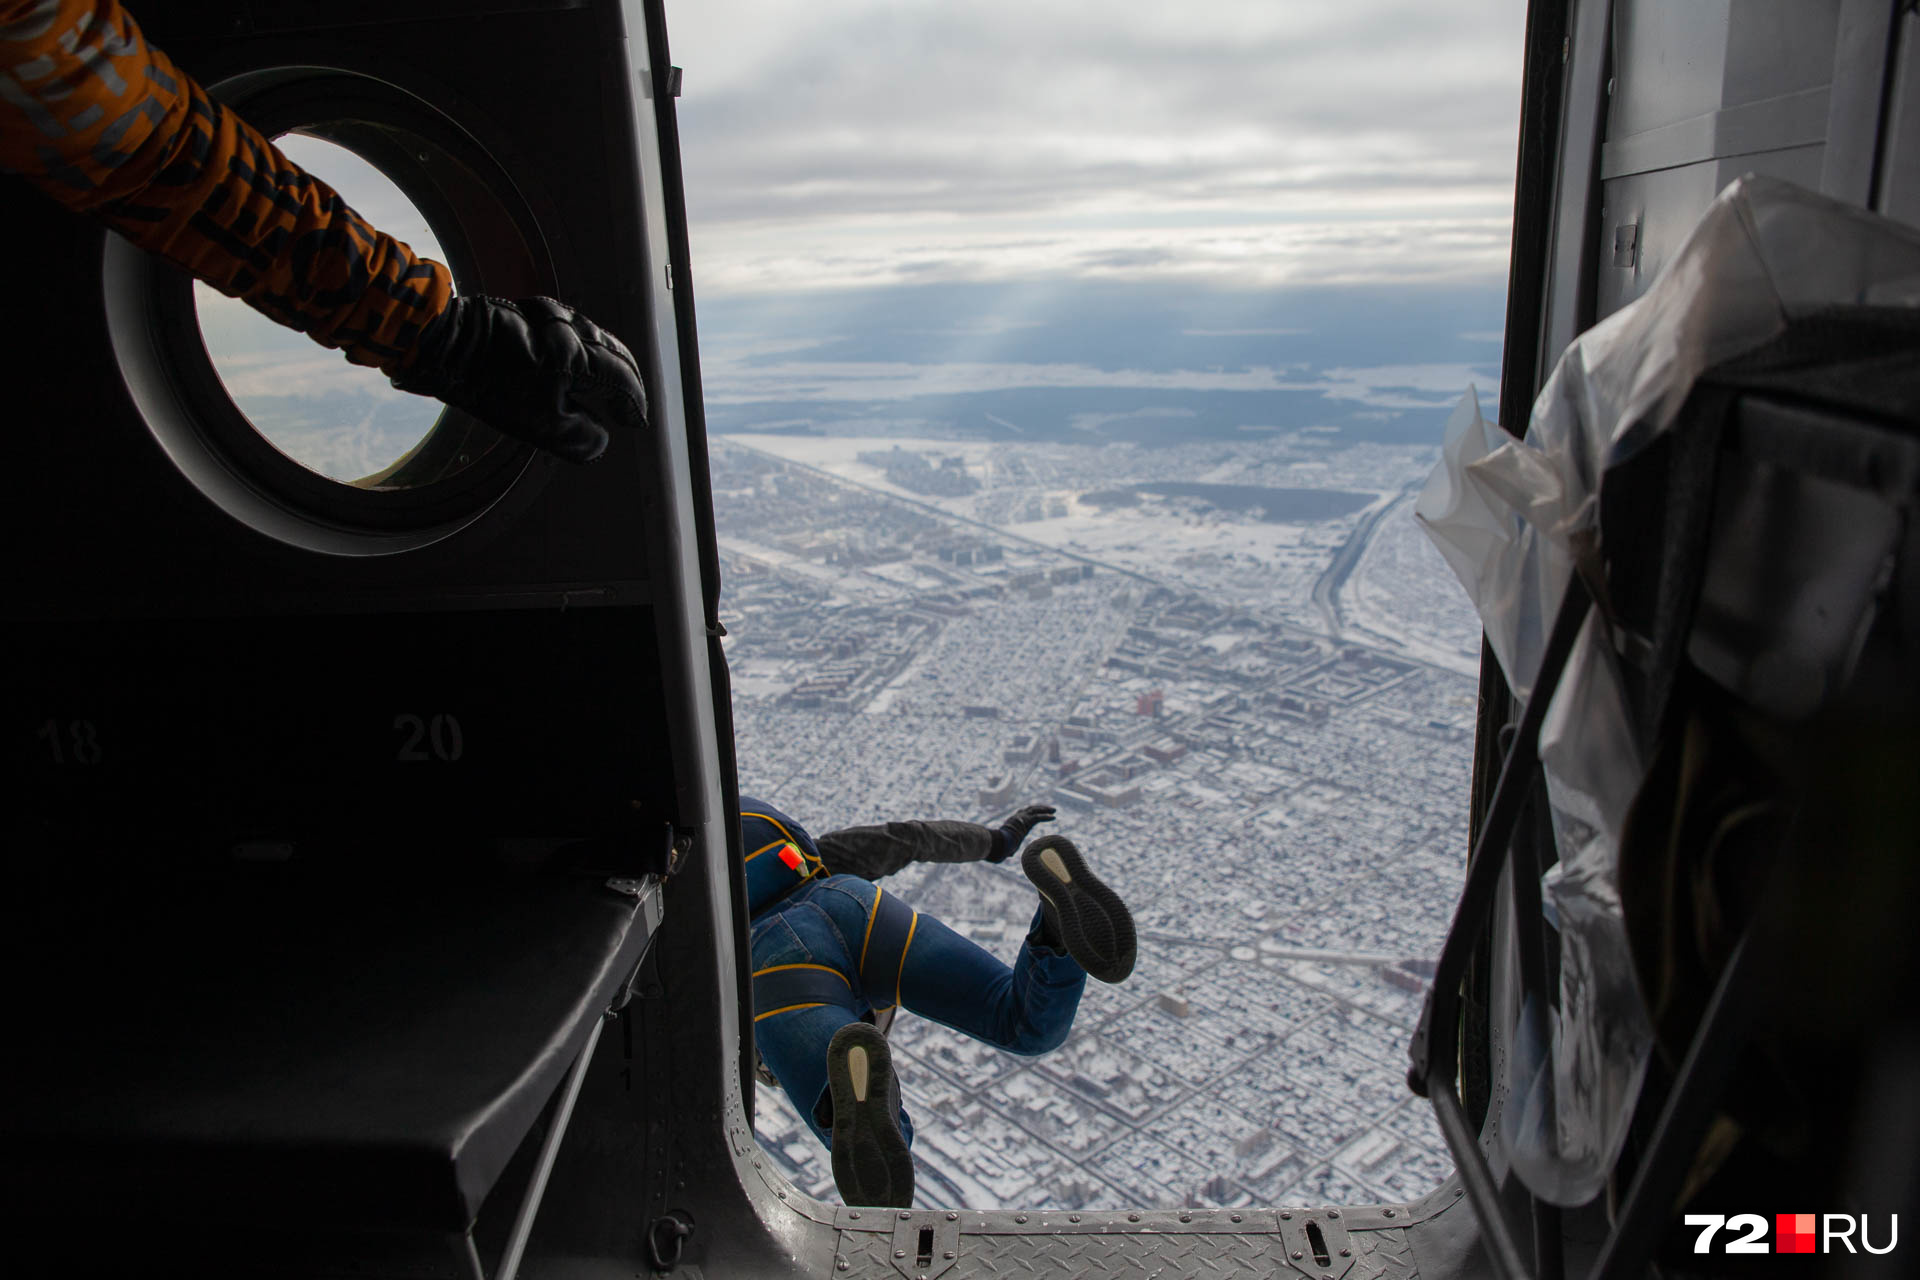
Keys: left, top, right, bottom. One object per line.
{"left": 742, "top": 796, "right": 1087, "bottom": 1150}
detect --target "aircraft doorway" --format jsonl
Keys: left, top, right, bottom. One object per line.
{"left": 674, "top": 0, "right": 1526, "bottom": 1211}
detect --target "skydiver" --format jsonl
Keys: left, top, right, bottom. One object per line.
{"left": 740, "top": 796, "right": 1136, "bottom": 1208}
{"left": 0, "top": 0, "right": 644, "bottom": 460}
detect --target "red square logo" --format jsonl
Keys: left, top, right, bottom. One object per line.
{"left": 778, "top": 843, "right": 803, "bottom": 872}
{"left": 1776, "top": 1214, "right": 1816, "bottom": 1254}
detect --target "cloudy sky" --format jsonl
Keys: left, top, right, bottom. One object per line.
{"left": 669, "top": 0, "right": 1529, "bottom": 296}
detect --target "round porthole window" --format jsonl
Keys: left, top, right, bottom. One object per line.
{"left": 103, "top": 70, "right": 557, "bottom": 556}
{"left": 191, "top": 134, "right": 454, "bottom": 488}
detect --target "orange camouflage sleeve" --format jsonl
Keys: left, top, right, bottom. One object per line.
{"left": 0, "top": 0, "right": 452, "bottom": 372}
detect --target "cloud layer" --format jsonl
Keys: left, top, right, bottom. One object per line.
{"left": 701, "top": 352, "right": 1492, "bottom": 414}
{"left": 670, "top": 0, "right": 1528, "bottom": 293}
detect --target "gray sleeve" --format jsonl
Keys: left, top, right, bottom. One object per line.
{"left": 815, "top": 820, "right": 999, "bottom": 881}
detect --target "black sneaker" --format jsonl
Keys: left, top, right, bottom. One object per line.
{"left": 825, "top": 1022, "right": 913, "bottom": 1208}
{"left": 1022, "top": 834, "right": 1136, "bottom": 984}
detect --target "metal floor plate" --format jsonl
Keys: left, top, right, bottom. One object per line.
{"left": 827, "top": 1203, "right": 1435, "bottom": 1280}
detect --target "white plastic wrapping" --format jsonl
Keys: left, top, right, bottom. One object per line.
{"left": 1415, "top": 176, "right": 1920, "bottom": 1206}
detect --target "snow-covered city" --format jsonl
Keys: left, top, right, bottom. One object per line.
{"left": 714, "top": 424, "right": 1485, "bottom": 1211}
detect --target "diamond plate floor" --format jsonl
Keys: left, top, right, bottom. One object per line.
{"left": 827, "top": 1202, "right": 1440, "bottom": 1280}
{"left": 841, "top": 1230, "right": 1294, "bottom": 1278}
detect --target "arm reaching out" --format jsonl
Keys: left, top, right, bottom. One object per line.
{"left": 0, "top": 0, "right": 644, "bottom": 461}
{"left": 816, "top": 803, "right": 1058, "bottom": 880}
{"left": 816, "top": 820, "right": 997, "bottom": 881}
{"left": 1, "top": 0, "right": 450, "bottom": 372}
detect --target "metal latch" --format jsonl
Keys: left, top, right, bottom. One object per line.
{"left": 1279, "top": 1208, "right": 1354, "bottom": 1280}
{"left": 1612, "top": 221, "right": 1640, "bottom": 269}
{"left": 889, "top": 1210, "right": 960, "bottom": 1280}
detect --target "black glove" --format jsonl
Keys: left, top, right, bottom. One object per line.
{"left": 391, "top": 295, "right": 648, "bottom": 463}
{"left": 991, "top": 804, "right": 1057, "bottom": 862}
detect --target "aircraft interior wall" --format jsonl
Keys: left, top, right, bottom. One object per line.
{"left": 4, "top": 0, "right": 764, "bottom": 1274}
{"left": 1452, "top": 3, "right": 1920, "bottom": 1278}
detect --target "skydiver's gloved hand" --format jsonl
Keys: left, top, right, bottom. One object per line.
{"left": 991, "top": 804, "right": 1057, "bottom": 862}
{"left": 390, "top": 295, "right": 648, "bottom": 463}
